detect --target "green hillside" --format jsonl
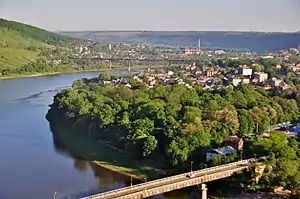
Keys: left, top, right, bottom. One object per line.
{"left": 0, "top": 18, "right": 73, "bottom": 45}
{"left": 0, "top": 18, "right": 76, "bottom": 77}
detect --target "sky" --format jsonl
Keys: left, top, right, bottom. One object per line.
{"left": 1, "top": 0, "right": 300, "bottom": 32}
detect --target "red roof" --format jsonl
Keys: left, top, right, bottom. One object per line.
{"left": 224, "top": 136, "right": 242, "bottom": 143}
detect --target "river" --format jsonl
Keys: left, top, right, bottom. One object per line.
{"left": 0, "top": 71, "right": 199, "bottom": 199}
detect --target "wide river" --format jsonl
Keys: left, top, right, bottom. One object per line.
{"left": 0, "top": 71, "right": 200, "bottom": 199}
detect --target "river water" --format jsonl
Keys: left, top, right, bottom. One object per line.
{"left": 0, "top": 71, "right": 197, "bottom": 199}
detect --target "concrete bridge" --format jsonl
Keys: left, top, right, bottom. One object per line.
{"left": 69, "top": 57, "right": 198, "bottom": 63}
{"left": 80, "top": 158, "right": 259, "bottom": 199}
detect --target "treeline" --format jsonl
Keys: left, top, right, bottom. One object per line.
{"left": 0, "top": 18, "right": 75, "bottom": 45}
{"left": 47, "top": 78, "right": 299, "bottom": 161}
{"left": 47, "top": 77, "right": 300, "bottom": 194}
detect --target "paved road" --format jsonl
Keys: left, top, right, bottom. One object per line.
{"left": 82, "top": 159, "right": 254, "bottom": 199}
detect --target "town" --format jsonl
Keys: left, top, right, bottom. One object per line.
{"left": 95, "top": 42, "right": 300, "bottom": 94}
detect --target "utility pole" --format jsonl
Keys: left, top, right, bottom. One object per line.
{"left": 108, "top": 44, "right": 112, "bottom": 69}
{"left": 190, "top": 161, "right": 194, "bottom": 173}
{"left": 256, "top": 122, "right": 259, "bottom": 134}
{"left": 240, "top": 150, "right": 243, "bottom": 161}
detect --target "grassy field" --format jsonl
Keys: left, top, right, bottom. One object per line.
{"left": 0, "top": 48, "right": 38, "bottom": 68}
{"left": 0, "top": 28, "right": 54, "bottom": 70}
{"left": 54, "top": 129, "right": 166, "bottom": 180}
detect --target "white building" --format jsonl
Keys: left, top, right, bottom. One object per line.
{"left": 242, "top": 68, "right": 253, "bottom": 76}
{"left": 232, "top": 78, "right": 250, "bottom": 86}
{"left": 167, "top": 71, "right": 174, "bottom": 76}
{"left": 232, "top": 78, "right": 242, "bottom": 86}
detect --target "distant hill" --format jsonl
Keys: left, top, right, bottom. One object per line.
{"left": 0, "top": 18, "right": 76, "bottom": 72}
{"left": 61, "top": 31, "right": 300, "bottom": 53}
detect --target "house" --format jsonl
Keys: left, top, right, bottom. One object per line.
{"left": 206, "top": 146, "right": 237, "bottom": 161}
{"left": 271, "top": 78, "right": 283, "bottom": 87}
{"left": 293, "top": 63, "right": 300, "bottom": 72}
{"left": 167, "top": 71, "right": 174, "bottom": 76}
{"left": 279, "top": 82, "right": 291, "bottom": 90}
{"left": 254, "top": 72, "right": 268, "bottom": 82}
{"left": 214, "top": 50, "right": 225, "bottom": 55}
{"left": 232, "top": 78, "right": 242, "bottom": 86}
{"left": 241, "top": 68, "right": 252, "bottom": 76}
{"left": 223, "top": 136, "right": 244, "bottom": 151}
{"left": 231, "top": 78, "right": 250, "bottom": 86}
{"left": 263, "top": 84, "right": 272, "bottom": 90}
{"left": 203, "top": 67, "right": 219, "bottom": 77}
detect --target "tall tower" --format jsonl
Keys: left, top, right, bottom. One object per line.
{"left": 198, "top": 38, "right": 201, "bottom": 51}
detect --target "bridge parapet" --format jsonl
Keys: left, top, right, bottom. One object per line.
{"left": 112, "top": 165, "right": 250, "bottom": 199}
{"left": 80, "top": 158, "right": 257, "bottom": 199}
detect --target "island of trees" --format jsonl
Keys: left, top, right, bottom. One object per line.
{"left": 47, "top": 71, "right": 300, "bottom": 195}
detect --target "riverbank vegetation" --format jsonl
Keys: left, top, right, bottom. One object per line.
{"left": 46, "top": 73, "right": 300, "bottom": 195}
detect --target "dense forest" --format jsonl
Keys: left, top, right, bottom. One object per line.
{"left": 47, "top": 74, "right": 300, "bottom": 194}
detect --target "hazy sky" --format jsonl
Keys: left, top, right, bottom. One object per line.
{"left": 1, "top": 0, "right": 300, "bottom": 32}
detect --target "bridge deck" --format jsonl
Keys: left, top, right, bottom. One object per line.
{"left": 81, "top": 159, "right": 256, "bottom": 199}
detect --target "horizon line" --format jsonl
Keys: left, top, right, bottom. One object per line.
{"left": 57, "top": 30, "right": 300, "bottom": 34}
{"left": 2, "top": 17, "right": 299, "bottom": 34}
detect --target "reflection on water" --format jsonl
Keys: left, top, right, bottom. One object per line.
{"left": 51, "top": 128, "right": 195, "bottom": 199}
{"left": 52, "top": 131, "right": 130, "bottom": 198}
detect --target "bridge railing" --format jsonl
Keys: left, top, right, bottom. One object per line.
{"left": 112, "top": 164, "right": 252, "bottom": 199}
{"left": 80, "top": 158, "right": 257, "bottom": 199}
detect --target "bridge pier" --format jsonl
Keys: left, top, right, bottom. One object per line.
{"left": 200, "top": 184, "right": 207, "bottom": 199}
{"left": 128, "top": 61, "right": 131, "bottom": 71}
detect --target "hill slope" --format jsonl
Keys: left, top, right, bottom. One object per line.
{"left": 0, "top": 18, "right": 76, "bottom": 75}
{"left": 62, "top": 31, "right": 300, "bottom": 53}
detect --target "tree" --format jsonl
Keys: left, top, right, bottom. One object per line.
{"left": 142, "top": 136, "right": 158, "bottom": 157}
{"left": 238, "top": 109, "right": 255, "bottom": 137}
{"left": 99, "top": 71, "right": 113, "bottom": 81}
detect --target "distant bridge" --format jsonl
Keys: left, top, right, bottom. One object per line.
{"left": 80, "top": 158, "right": 260, "bottom": 199}
{"left": 70, "top": 57, "right": 198, "bottom": 64}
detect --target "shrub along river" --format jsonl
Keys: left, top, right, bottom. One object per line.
{"left": 0, "top": 71, "right": 201, "bottom": 199}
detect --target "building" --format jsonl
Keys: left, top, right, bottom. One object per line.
{"left": 183, "top": 48, "right": 203, "bottom": 55}
{"left": 214, "top": 50, "right": 225, "bottom": 55}
{"left": 232, "top": 78, "right": 242, "bottom": 86}
{"left": 206, "top": 146, "right": 237, "bottom": 161}
{"left": 293, "top": 63, "right": 300, "bottom": 72}
{"left": 254, "top": 72, "right": 268, "bottom": 82}
{"left": 203, "top": 67, "right": 219, "bottom": 77}
{"left": 223, "top": 136, "right": 244, "bottom": 151}
{"left": 241, "top": 68, "right": 253, "bottom": 76}
{"left": 231, "top": 78, "right": 250, "bottom": 86}
{"left": 271, "top": 78, "right": 283, "bottom": 87}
